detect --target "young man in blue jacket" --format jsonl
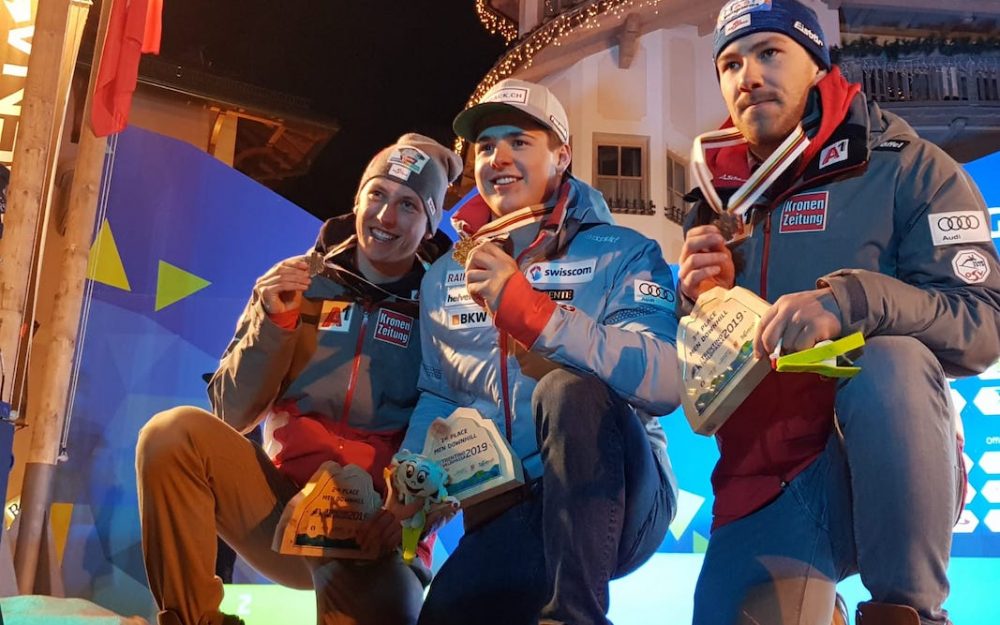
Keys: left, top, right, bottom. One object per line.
{"left": 679, "top": 1, "right": 1000, "bottom": 623}
{"left": 401, "top": 79, "right": 680, "bottom": 625}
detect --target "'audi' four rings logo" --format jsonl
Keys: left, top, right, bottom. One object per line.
{"left": 638, "top": 283, "right": 675, "bottom": 301}
{"left": 937, "top": 215, "right": 981, "bottom": 231}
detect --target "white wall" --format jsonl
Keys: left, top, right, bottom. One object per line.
{"left": 537, "top": 26, "right": 723, "bottom": 264}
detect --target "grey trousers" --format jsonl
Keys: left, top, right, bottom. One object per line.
{"left": 136, "top": 406, "right": 423, "bottom": 625}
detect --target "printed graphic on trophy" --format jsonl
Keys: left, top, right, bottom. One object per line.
{"left": 678, "top": 286, "right": 772, "bottom": 436}
{"left": 422, "top": 407, "right": 524, "bottom": 507}
{"left": 272, "top": 462, "right": 382, "bottom": 559}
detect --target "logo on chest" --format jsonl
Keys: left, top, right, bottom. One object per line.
{"left": 819, "top": 139, "right": 849, "bottom": 169}
{"left": 779, "top": 191, "right": 828, "bottom": 234}
{"left": 445, "top": 286, "right": 475, "bottom": 308}
{"left": 373, "top": 309, "right": 414, "bottom": 347}
{"left": 526, "top": 259, "right": 597, "bottom": 285}
{"left": 449, "top": 308, "right": 491, "bottom": 330}
{"left": 541, "top": 289, "right": 574, "bottom": 302}
{"left": 319, "top": 301, "right": 353, "bottom": 332}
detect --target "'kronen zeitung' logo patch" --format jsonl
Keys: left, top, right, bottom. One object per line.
{"left": 779, "top": 192, "right": 828, "bottom": 233}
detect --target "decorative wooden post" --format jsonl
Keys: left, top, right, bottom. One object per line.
{"left": 9, "top": 0, "right": 107, "bottom": 593}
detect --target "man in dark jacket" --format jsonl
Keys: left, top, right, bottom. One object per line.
{"left": 136, "top": 134, "right": 461, "bottom": 625}
{"left": 679, "top": 1, "right": 1000, "bottom": 624}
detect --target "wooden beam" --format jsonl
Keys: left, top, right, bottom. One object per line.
{"left": 0, "top": 0, "right": 73, "bottom": 414}
{"left": 515, "top": 0, "right": 714, "bottom": 82}
{"left": 618, "top": 13, "right": 642, "bottom": 69}
{"left": 12, "top": 0, "right": 105, "bottom": 594}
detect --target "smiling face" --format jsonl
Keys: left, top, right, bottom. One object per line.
{"left": 392, "top": 455, "right": 448, "bottom": 499}
{"left": 354, "top": 177, "right": 429, "bottom": 278}
{"left": 473, "top": 113, "right": 571, "bottom": 217}
{"left": 716, "top": 31, "right": 825, "bottom": 159}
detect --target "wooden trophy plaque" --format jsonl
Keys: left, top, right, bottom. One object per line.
{"left": 678, "top": 286, "right": 772, "bottom": 436}
{"left": 273, "top": 461, "right": 382, "bottom": 559}
{"left": 422, "top": 407, "right": 524, "bottom": 507}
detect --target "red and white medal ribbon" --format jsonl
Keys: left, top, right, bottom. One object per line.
{"left": 690, "top": 124, "right": 810, "bottom": 221}
{"left": 453, "top": 204, "right": 551, "bottom": 264}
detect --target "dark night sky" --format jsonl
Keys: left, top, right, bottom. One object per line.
{"left": 157, "top": 1, "right": 507, "bottom": 220}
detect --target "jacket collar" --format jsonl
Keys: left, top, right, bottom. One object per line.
{"left": 450, "top": 176, "right": 614, "bottom": 261}
{"left": 309, "top": 214, "right": 428, "bottom": 303}
{"left": 700, "top": 67, "right": 867, "bottom": 201}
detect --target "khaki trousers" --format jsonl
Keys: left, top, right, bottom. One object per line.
{"left": 136, "top": 406, "right": 423, "bottom": 625}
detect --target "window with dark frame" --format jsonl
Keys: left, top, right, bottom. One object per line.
{"left": 592, "top": 134, "right": 650, "bottom": 213}
{"left": 665, "top": 151, "right": 688, "bottom": 224}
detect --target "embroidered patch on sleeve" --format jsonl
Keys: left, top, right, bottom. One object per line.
{"left": 952, "top": 249, "right": 991, "bottom": 284}
{"left": 633, "top": 279, "right": 676, "bottom": 312}
{"left": 929, "top": 211, "right": 992, "bottom": 246}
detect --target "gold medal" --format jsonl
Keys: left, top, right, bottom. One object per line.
{"left": 452, "top": 205, "right": 552, "bottom": 265}
{"left": 452, "top": 236, "right": 477, "bottom": 265}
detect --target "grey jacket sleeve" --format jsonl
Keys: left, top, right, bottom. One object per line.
{"left": 530, "top": 238, "right": 682, "bottom": 416}
{"left": 207, "top": 292, "right": 300, "bottom": 432}
{"left": 822, "top": 144, "right": 1000, "bottom": 377}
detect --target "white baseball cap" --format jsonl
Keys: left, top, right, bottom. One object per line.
{"left": 453, "top": 78, "right": 570, "bottom": 145}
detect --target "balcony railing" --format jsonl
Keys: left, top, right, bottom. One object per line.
{"left": 838, "top": 54, "right": 1000, "bottom": 104}
{"left": 604, "top": 197, "right": 690, "bottom": 223}
{"left": 662, "top": 203, "right": 686, "bottom": 225}
{"left": 543, "top": 0, "right": 590, "bottom": 20}
{"left": 608, "top": 197, "right": 656, "bottom": 216}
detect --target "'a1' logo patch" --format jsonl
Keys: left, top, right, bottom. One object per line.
{"left": 819, "top": 139, "right": 849, "bottom": 169}
{"left": 373, "top": 309, "right": 413, "bottom": 347}
{"left": 779, "top": 191, "right": 828, "bottom": 233}
{"left": 319, "top": 301, "right": 353, "bottom": 332}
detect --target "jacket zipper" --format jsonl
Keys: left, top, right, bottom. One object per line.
{"left": 499, "top": 332, "right": 513, "bottom": 442}
{"left": 760, "top": 215, "right": 772, "bottom": 300}
{"left": 758, "top": 161, "right": 868, "bottom": 300}
{"left": 340, "top": 303, "right": 372, "bottom": 429}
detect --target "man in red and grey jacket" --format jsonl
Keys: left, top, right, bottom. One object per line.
{"left": 136, "top": 134, "right": 461, "bottom": 625}
{"left": 679, "top": 1, "right": 1000, "bottom": 624}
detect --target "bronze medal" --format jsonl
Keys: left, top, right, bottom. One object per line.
{"left": 307, "top": 251, "right": 326, "bottom": 277}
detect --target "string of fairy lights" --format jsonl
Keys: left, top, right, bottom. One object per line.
{"left": 457, "top": 0, "right": 670, "bottom": 152}
{"left": 475, "top": 0, "right": 519, "bottom": 44}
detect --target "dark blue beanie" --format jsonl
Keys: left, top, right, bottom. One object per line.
{"left": 713, "top": 0, "right": 831, "bottom": 71}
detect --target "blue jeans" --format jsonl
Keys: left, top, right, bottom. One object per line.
{"left": 694, "top": 336, "right": 961, "bottom": 625}
{"left": 419, "top": 369, "right": 677, "bottom": 625}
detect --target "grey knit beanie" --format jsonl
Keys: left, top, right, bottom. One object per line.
{"left": 356, "top": 133, "right": 463, "bottom": 233}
